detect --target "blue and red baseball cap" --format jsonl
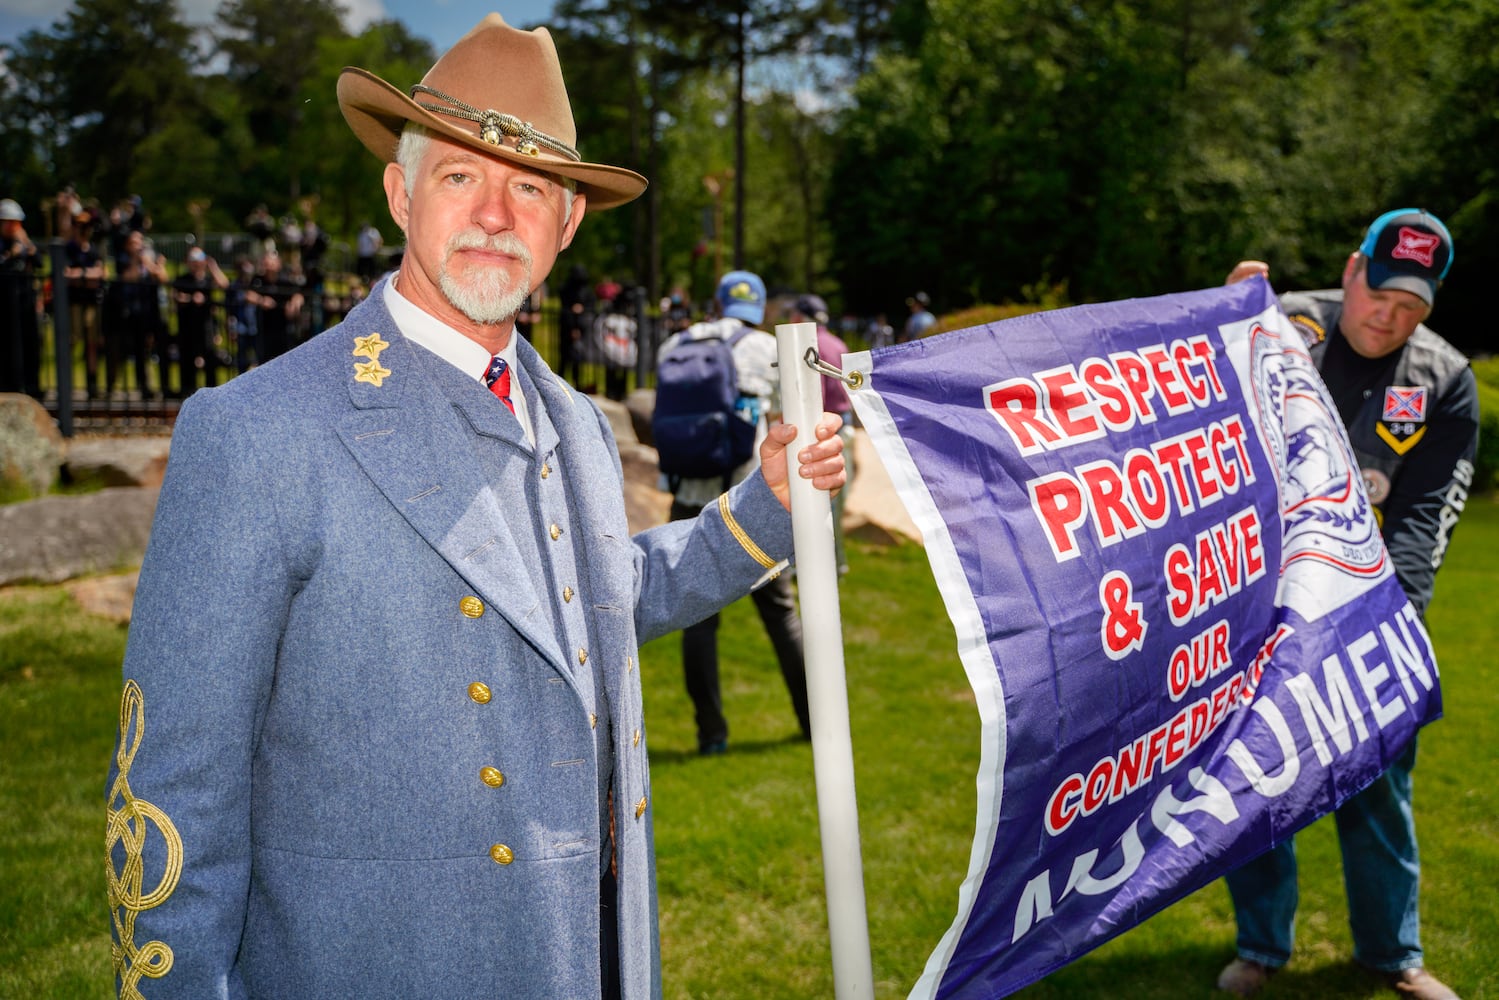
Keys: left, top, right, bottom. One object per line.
{"left": 1357, "top": 208, "right": 1453, "bottom": 306}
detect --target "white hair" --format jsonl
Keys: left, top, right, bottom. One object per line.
{"left": 395, "top": 124, "right": 575, "bottom": 224}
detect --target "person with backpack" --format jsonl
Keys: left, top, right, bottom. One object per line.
{"left": 653, "top": 270, "right": 812, "bottom": 754}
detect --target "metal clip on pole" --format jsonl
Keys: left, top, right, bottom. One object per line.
{"left": 802, "top": 347, "right": 865, "bottom": 391}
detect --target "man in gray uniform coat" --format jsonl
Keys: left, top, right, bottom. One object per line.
{"left": 104, "top": 15, "right": 845, "bottom": 1000}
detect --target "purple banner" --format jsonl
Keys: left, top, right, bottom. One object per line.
{"left": 845, "top": 279, "right": 1441, "bottom": 999}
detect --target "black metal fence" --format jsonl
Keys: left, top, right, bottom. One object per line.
{"left": 3, "top": 241, "right": 671, "bottom": 436}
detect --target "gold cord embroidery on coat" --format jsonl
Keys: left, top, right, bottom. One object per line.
{"left": 718, "top": 493, "right": 776, "bottom": 569}
{"left": 107, "top": 680, "right": 183, "bottom": 998}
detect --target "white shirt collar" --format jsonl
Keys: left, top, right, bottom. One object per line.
{"left": 383, "top": 276, "right": 534, "bottom": 444}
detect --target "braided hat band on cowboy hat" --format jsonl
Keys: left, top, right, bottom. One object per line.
{"left": 337, "top": 13, "right": 647, "bottom": 210}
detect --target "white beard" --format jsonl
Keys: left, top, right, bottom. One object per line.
{"left": 438, "top": 231, "right": 534, "bottom": 325}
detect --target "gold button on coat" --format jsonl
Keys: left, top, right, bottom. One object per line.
{"left": 459, "top": 596, "right": 485, "bottom": 618}
{"left": 634, "top": 796, "right": 648, "bottom": 819}
{"left": 549, "top": 524, "right": 562, "bottom": 541}
{"left": 633, "top": 728, "right": 641, "bottom": 747}
{"left": 541, "top": 462, "right": 551, "bottom": 479}
{"left": 468, "top": 682, "right": 492, "bottom": 704}
{"left": 562, "top": 586, "right": 574, "bottom": 603}
{"left": 577, "top": 648, "right": 588, "bottom": 666}
{"left": 589, "top": 713, "right": 598, "bottom": 729}
{"left": 489, "top": 844, "right": 514, "bottom": 865}
{"left": 480, "top": 766, "right": 505, "bottom": 788}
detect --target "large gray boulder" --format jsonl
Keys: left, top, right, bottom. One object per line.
{"left": 65, "top": 434, "right": 171, "bottom": 489}
{"left": 624, "top": 388, "right": 655, "bottom": 447}
{"left": 0, "top": 487, "right": 160, "bottom": 585}
{"left": 0, "top": 393, "right": 64, "bottom": 500}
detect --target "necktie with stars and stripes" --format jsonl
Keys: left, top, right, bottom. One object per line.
{"left": 483, "top": 355, "right": 514, "bottom": 413}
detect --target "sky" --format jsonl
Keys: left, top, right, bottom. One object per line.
{"left": 0, "top": 0, "right": 558, "bottom": 54}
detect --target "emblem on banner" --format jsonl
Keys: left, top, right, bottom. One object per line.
{"left": 1248, "top": 320, "right": 1385, "bottom": 593}
{"left": 1377, "top": 386, "right": 1428, "bottom": 454}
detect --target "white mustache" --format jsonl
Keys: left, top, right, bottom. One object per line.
{"left": 446, "top": 231, "right": 533, "bottom": 266}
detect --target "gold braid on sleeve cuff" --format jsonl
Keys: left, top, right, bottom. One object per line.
{"left": 718, "top": 493, "right": 777, "bottom": 570}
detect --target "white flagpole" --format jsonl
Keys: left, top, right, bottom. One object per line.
{"left": 775, "top": 320, "right": 875, "bottom": 1000}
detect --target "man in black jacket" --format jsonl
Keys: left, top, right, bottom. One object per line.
{"left": 1217, "top": 210, "right": 1473, "bottom": 1000}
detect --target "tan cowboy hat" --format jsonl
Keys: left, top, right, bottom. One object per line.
{"left": 337, "top": 13, "right": 647, "bottom": 211}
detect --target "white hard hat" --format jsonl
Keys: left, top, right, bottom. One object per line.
{"left": 0, "top": 199, "right": 24, "bottom": 222}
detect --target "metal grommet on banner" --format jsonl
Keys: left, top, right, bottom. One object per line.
{"left": 802, "top": 348, "right": 866, "bottom": 391}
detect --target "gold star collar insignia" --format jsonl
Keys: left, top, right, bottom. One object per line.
{"left": 352, "top": 333, "right": 389, "bottom": 360}
{"left": 354, "top": 359, "right": 392, "bottom": 387}
{"left": 352, "top": 333, "right": 392, "bottom": 386}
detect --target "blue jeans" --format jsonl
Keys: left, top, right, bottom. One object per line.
{"left": 1224, "top": 740, "right": 1423, "bottom": 973}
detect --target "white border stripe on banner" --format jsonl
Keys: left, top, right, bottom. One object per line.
{"left": 843, "top": 349, "right": 1009, "bottom": 1000}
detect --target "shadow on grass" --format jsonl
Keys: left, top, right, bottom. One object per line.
{"left": 648, "top": 733, "right": 811, "bottom": 765}
{"left": 1017, "top": 947, "right": 1395, "bottom": 999}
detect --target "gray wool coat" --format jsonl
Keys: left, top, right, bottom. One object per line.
{"left": 105, "top": 284, "right": 794, "bottom": 999}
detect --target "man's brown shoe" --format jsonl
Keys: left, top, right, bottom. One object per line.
{"left": 1217, "top": 958, "right": 1275, "bottom": 996}
{"left": 1387, "top": 967, "right": 1459, "bottom": 1000}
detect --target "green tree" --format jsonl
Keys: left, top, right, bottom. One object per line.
{"left": 1206, "top": 0, "right": 1445, "bottom": 285}
{"left": 547, "top": 6, "right": 655, "bottom": 295}
{"left": 0, "top": 40, "right": 64, "bottom": 217}
{"left": 833, "top": 0, "right": 1163, "bottom": 314}
{"left": 551, "top": 0, "right": 845, "bottom": 299}
{"left": 7, "top": 0, "right": 198, "bottom": 206}
{"left": 214, "top": 0, "right": 348, "bottom": 208}
{"left": 825, "top": 0, "right": 1480, "bottom": 323}
{"left": 1390, "top": 0, "right": 1499, "bottom": 357}
{"left": 289, "top": 21, "right": 437, "bottom": 239}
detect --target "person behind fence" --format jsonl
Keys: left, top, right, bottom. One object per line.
{"left": 558, "top": 262, "right": 594, "bottom": 387}
{"left": 224, "top": 256, "right": 260, "bottom": 373}
{"left": 249, "top": 247, "right": 303, "bottom": 362}
{"left": 0, "top": 197, "right": 40, "bottom": 398}
{"left": 300, "top": 218, "right": 330, "bottom": 337}
{"left": 356, "top": 219, "right": 385, "bottom": 282}
{"left": 170, "top": 247, "right": 230, "bottom": 397}
{"left": 595, "top": 284, "right": 638, "bottom": 401}
{"left": 595, "top": 273, "right": 621, "bottom": 306}
{"left": 107, "top": 194, "right": 147, "bottom": 260}
{"left": 245, "top": 203, "right": 275, "bottom": 250}
{"left": 104, "top": 228, "right": 167, "bottom": 399}
{"left": 65, "top": 210, "right": 108, "bottom": 399}
{"left": 660, "top": 284, "right": 692, "bottom": 335}
{"left": 514, "top": 279, "right": 545, "bottom": 341}
{"left": 105, "top": 14, "right": 844, "bottom": 1000}
{"left": 789, "top": 293, "right": 856, "bottom": 575}
{"left": 54, "top": 184, "right": 83, "bottom": 241}
{"left": 652, "top": 269, "right": 814, "bottom": 755}
{"left": 1215, "top": 209, "right": 1476, "bottom": 1000}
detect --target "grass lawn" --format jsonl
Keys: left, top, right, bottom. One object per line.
{"left": 2, "top": 500, "right": 1496, "bottom": 998}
